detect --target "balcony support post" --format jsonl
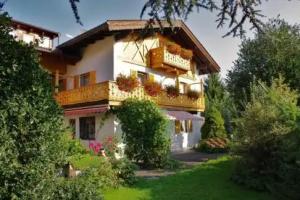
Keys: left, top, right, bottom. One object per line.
{"left": 55, "top": 70, "right": 59, "bottom": 93}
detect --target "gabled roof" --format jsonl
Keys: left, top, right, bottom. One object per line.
{"left": 58, "top": 20, "right": 220, "bottom": 73}
{"left": 12, "top": 19, "right": 59, "bottom": 39}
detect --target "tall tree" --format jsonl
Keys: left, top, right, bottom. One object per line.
{"left": 66, "top": 0, "right": 291, "bottom": 37}
{"left": 202, "top": 73, "right": 235, "bottom": 139}
{"left": 227, "top": 18, "right": 300, "bottom": 107}
{"left": 0, "top": 12, "right": 67, "bottom": 199}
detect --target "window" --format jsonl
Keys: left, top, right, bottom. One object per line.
{"left": 175, "top": 120, "right": 193, "bottom": 133}
{"left": 137, "top": 71, "right": 147, "bottom": 84}
{"left": 79, "top": 117, "right": 95, "bottom": 140}
{"left": 80, "top": 73, "right": 90, "bottom": 87}
{"left": 58, "top": 79, "right": 66, "bottom": 92}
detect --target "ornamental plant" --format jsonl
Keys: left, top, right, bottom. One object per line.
{"left": 232, "top": 78, "right": 300, "bottom": 199}
{"left": 180, "top": 48, "right": 193, "bottom": 60}
{"left": 166, "top": 42, "right": 181, "bottom": 55}
{"left": 115, "top": 99, "right": 170, "bottom": 168}
{"left": 187, "top": 89, "right": 200, "bottom": 100}
{"left": 116, "top": 74, "right": 139, "bottom": 92}
{"left": 166, "top": 85, "right": 179, "bottom": 98}
{"left": 143, "top": 79, "right": 162, "bottom": 97}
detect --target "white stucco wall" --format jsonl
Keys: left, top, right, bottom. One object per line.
{"left": 113, "top": 37, "right": 204, "bottom": 91}
{"left": 65, "top": 113, "right": 115, "bottom": 148}
{"left": 65, "top": 37, "right": 114, "bottom": 90}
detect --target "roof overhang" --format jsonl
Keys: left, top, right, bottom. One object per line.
{"left": 57, "top": 20, "right": 220, "bottom": 73}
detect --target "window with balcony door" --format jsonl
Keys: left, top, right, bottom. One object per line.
{"left": 179, "top": 82, "right": 187, "bottom": 94}
{"left": 79, "top": 116, "right": 95, "bottom": 140}
{"left": 137, "top": 71, "right": 147, "bottom": 85}
{"left": 80, "top": 73, "right": 90, "bottom": 87}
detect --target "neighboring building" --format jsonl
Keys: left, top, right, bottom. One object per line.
{"left": 11, "top": 19, "right": 220, "bottom": 152}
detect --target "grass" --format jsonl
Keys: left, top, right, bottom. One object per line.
{"left": 104, "top": 156, "right": 273, "bottom": 200}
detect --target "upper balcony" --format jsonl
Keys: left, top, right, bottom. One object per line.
{"left": 55, "top": 81, "right": 205, "bottom": 112}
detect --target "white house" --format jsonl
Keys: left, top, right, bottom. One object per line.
{"left": 12, "top": 19, "right": 220, "bottom": 152}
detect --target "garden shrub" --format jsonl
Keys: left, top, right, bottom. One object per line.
{"left": 54, "top": 176, "right": 103, "bottom": 200}
{"left": 232, "top": 78, "right": 300, "bottom": 199}
{"left": 69, "top": 154, "right": 119, "bottom": 189}
{"left": 202, "top": 105, "right": 227, "bottom": 139}
{"left": 115, "top": 99, "right": 170, "bottom": 168}
{"left": 111, "top": 157, "right": 138, "bottom": 185}
{"left": 197, "top": 137, "right": 230, "bottom": 153}
{"left": 0, "top": 13, "right": 70, "bottom": 199}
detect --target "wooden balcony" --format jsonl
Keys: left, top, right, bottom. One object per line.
{"left": 55, "top": 81, "right": 205, "bottom": 111}
{"left": 150, "top": 47, "right": 191, "bottom": 75}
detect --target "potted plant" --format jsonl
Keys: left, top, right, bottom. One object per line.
{"left": 187, "top": 89, "right": 200, "bottom": 100}
{"left": 166, "top": 42, "right": 181, "bottom": 55}
{"left": 165, "top": 85, "right": 179, "bottom": 98}
{"left": 180, "top": 48, "right": 193, "bottom": 60}
{"left": 116, "top": 74, "right": 139, "bottom": 92}
{"left": 144, "top": 80, "right": 162, "bottom": 97}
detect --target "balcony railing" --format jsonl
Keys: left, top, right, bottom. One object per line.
{"left": 150, "top": 47, "right": 191, "bottom": 74}
{"left": 55, "top": 81, "right": 205, "bottom": 111}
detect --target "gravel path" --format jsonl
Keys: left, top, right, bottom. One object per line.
{"left": 136, "top": 150, "right": 225, "bottom": 179}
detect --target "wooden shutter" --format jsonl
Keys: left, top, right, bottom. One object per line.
{"left": 186, "top": 120, "right": 193, "bottom": 133}
{"left": 130, "top": 69, "right": 138, "bottom": 78}
{"left": 89, "top": 71, "right": 96, "bottom": 85}
{"left": 175, "top": 120, "right": 181, "bottom": 134}
{"left": 74, "top": 75, "right": 79, "bottom": 89}
{"left": 62, "top": 79, "right": 67, "bottom": 91}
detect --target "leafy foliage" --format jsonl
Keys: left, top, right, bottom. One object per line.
{"left": 140, "top": 0, "right": 266, "bottom": 37}
{"left": 69, "top": 154, "right": 120, "bottom": 189}
{"left": 227, "top": 18, "right": 300, "bottom": 107}
{"left": 0, "top": 12, "right": 67, "bottom": 199}
{"left": 54, "top": 176, "right": 103, "bottom": 200}
{"left": 111, "top": 158, "right": 138, "bottom": 185}
{"left": 202, "top": 73, "right": 235, "bottom": 139}
{"left": 231, "top": 78, "right": 300, "bottom": 199}
{"left": 115, "top": 99, "right": 170, "bottom": 168}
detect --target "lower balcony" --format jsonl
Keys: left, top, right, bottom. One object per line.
{"left": 55, "top": 81, "right": 205, "bottom": 111}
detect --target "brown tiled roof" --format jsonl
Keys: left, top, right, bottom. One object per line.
{"left": 58, "top": 20, "right": 220, "bottom": 72}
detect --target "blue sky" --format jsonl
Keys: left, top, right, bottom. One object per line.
{"left": 3, "top": 0, "right": 300, "bottom": 77}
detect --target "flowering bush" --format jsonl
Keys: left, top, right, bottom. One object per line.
{"left": 116, "top": 74, "right": 139, "bottom": 92}
{"left": 165, "top": 85, "right": 179, "bottom": 98}
{"left": 166, "top": 43, "right": 181, "bottom": 55}
{"left": 187, "top": 89, "right": 200, "bottom": 100}
{"left": 89, "top": 141, "right": 102, "bottom": 155}
{"left": 143, "top": 80, "right": 162, "bottom": 97}
{"left": 102, "top": 136, "right": 119, "bottom": 157}
{"left": 180, "top": 48, "right": 193, "bottom": 60}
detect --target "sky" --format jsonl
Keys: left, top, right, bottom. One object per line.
{"left": 3, "top": 0, "right": 300, "bottom": 78}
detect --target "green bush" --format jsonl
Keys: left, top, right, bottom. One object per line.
{"left": 111, "top": 157, "right": 138, "bottom": 185}
{"left": 62, "top": 133, "right": 87, "bottom": 157}
{"left": 202, "top": 105, "right": 227, "bottom": 139}
{"left": 69, "top": 154, "right": 119, "bottom": 189}
{"left": 197, "top": 137, "right": 230, "bottom": 153}
{"left": 0, "top": 13, "right": 69, "bottom": 199}
{"left": 54, "top": 176, "right": 103, "bottom": 200}
{"left": 232, "top": 78, "right": 300, "bottom": 199}
{"left": 115, "top": 99, "right": 170, "bottom": 168}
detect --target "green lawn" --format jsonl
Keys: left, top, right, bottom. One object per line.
{"left": 104, "top": 156, "right": 273, "bottom": 200}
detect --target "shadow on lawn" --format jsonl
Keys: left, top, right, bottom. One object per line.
{"left": 131, "top": 157, "right": 272, "bottom": 200}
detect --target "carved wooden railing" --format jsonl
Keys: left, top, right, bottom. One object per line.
{"left": 55, "top": 81, "right": 205, "bottom": 111}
